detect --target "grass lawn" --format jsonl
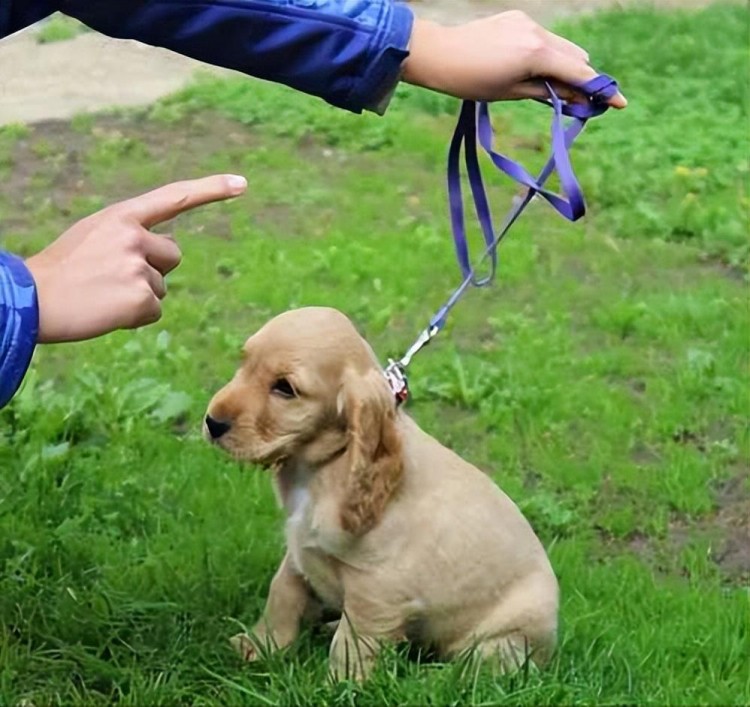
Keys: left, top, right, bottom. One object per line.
{"left": 34, "top": 15, "right": 89, "bottom": 44}
{"left": 1, "top": 2, "right": 748, "bottom": 704}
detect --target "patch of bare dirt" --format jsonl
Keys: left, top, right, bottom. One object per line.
{"left": 626, "top": 468, "right": 750, "bottom": 584}
{"left": 0, "top": 110, "right": 378, "bottom": 244}
{"left": 0, "top": 112, "right": 261, "bottom": 240}
{"left": 710, "top": 471, "right": 750, "bottom": 580}
{"left": 413, "top": 0, "right": 723, "bottom": 25}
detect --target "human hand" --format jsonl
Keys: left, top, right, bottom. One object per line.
{"left": 402, "top": 11, "right": 627, "bottom": 108}
{"left": 25, "top": 175, "right": 247, "bottom": 344}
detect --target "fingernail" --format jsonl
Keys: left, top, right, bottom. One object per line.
{"left": 226, "top": 175, "right": 247, "bottom": 194}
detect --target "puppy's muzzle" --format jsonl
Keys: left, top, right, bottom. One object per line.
{"left": 205, "top": 415, "right": 231, "bottom": 440}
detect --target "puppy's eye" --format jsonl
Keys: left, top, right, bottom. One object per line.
{"left": 271, "top": 378, "right": 297, "bottom": 399}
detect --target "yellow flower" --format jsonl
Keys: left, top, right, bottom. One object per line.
{"left": 674, "top": 166, "right": 709, "bottom": 178}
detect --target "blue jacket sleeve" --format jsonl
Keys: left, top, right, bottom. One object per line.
{"left": 54, "top": 0, "right": 414, "bottom": 114}
{"left": 0, "top": 253, "right": 39, "bottom": 409}
{"left": 0, "top": 1, "right": 56, "bottom": 37}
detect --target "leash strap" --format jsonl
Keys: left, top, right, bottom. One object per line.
{"left": 446, "top": 74, "right": 618, "bottom": 297}
{"left": 385, "top": 75, "right": 619, "bottom": 399}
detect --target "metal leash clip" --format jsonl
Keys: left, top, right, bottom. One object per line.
{"left": 384, "top": 359, "right": 409, "bottom": 405}
{"left": 384, "top": 324, "right": 439, "bottom": 405}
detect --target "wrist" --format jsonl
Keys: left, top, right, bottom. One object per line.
{"left": 401, "top": 18, "right": 455, "bottom": 95}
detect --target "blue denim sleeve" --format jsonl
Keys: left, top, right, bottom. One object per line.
{"left": 55, "top": 0, "right": 414, "bottom": 114}
{"left": 0, "top": 253, "right": 40, "bottom": 409}
{"left": 0, "top": 1, "right": 56, "bottom": 37}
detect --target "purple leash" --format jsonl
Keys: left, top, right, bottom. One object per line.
{"left": 385, "top": 74, "right": 620, "bottom": 404}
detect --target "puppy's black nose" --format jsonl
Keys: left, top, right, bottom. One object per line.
{"left": 205, "top": 415, "right": 231, "bottom": 439}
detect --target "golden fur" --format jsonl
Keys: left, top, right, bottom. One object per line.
{"left": 205, "top": 307, "right": 559, "bottom": 680}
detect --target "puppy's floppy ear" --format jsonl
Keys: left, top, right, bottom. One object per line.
{"left": 337, "top": 367, "right": 403, "bottom": 536}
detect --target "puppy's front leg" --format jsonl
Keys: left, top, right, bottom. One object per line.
{"left": 231, "top": 552, "right": 312, "bottom": 662}
{"left": 329, "top": 612, "right": 385, "bottom": 682}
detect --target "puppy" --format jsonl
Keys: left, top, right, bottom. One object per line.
{"left": 204, "top": 307, "right": 558, "bottom": 680}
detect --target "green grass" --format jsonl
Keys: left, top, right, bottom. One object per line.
{"left": 35, "top": 14, "right": 89, "bottom": 44}
{"left": 1, "top": 2, "right": 749, "bottom": 704}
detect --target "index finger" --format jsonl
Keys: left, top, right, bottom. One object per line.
{"left": 120, "top": 174, "right": 248, "bottom": 228}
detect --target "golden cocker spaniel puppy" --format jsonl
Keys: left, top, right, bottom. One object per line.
{"left": 204, "top": 307, "right": 558, "bottom": 680}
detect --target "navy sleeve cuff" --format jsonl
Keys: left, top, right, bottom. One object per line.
{"left": 0, "top": 253, "right": 40, "bottom": 409}
{"left": 349, "top": 1, "right": 414, "bottom": 115}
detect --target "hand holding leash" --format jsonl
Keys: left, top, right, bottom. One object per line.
{"left": 403, "top": 11, "right": 627, "bottom": 109}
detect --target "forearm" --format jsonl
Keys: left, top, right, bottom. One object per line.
{"left": 58, "top": 0, "right": 414, "bottom": 114}
{"left": 0, "top": 253, "right": 39, "bottom": 409}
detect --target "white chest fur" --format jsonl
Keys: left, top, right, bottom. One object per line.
{"left": 275, "top": 462, "right": 346, "bottom": 609}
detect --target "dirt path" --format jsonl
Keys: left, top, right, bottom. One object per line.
{"left": 0, "top": 0, "right": 721, "bottom": 126}
{"left": 413, "top": 0, "right": 717, "bottom": 25}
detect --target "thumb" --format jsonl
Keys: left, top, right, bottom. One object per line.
{"left": 535, "top": 49, "right": 628, "bottom": 109}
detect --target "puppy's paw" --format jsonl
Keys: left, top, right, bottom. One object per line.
{"left": 329, "top": 650, "right": 375, "bottom": 683}
{"left": 329, "top": 632, "right": 378, "bottom": 683}
{"left": 230, "top": 632, "right": 260, "bottom": 662}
